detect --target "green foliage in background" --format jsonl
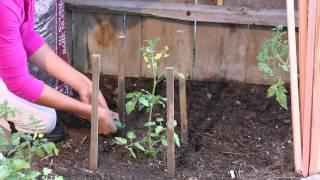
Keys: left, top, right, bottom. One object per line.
{"left": 257, "top": 25, "right": 289, "bottom": 109}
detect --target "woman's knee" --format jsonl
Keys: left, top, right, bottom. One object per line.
{"left": 41, "top": 108, "right": 57, "bottom": 133}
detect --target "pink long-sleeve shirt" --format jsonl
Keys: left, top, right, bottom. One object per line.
{"left": 0, "top": 0, "right": 45, "bottom": 102}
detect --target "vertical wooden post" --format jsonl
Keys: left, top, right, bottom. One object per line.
{"left": 166, "top": 67, "right": 175, "bottom": 177}
{"left": 217, "top": 0, "right": 224, "bottom": 6}
{"left": 118, "top": 14, "right": 126, "bottom": 122}
{"left": 302, "top": 0, "right": 317, "bottom": 176}
{"left": 309, "top": 1, "right": 320, "bottom": 175}
{"left": 90, "top": 54, "right": 101, "bottom": 171}
{"left": 179, "top": 77, "right": 188, "bottom": 143}
{"left": 286, "top": 0, "right": 302, "bottom": 173}
{"left": 298, "top": 0, "right": 308, "bottom": 132}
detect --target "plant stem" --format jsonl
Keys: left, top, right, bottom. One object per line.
{"left": 146, "top": 59, "right": 157, "bottom": 152}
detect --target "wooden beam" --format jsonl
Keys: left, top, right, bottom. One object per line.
{"left": 118, "top": 15, "right": 126, "bottom": 123}
{"left": 65, "top": 0, "right": 297, "bottom": 27}
{"left": 302, "top": 0, "right": 317, "bottom": 176}
{"left": 90, "top": 54, "right": 101, "bottom": 171}
{"left": 286, "top": 0, "right": 302, "bottom": 173}
{"left": 309, "top": 1, "right": 320, "bottom": 175}
{"left": 179, "top": 77, "right": 188, "bottom": 144}
{"left": 166, "top": 67, "right": 175, "bottom": 177}
{"left": 298, "top": 0, "right": 308, "bottom": 133}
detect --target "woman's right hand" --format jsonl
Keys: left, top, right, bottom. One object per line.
{"left": 97, "top": 107, "right": 118, "bottom": 135}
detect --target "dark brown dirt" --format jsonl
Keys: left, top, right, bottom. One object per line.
{"left": 38, "top": 75, "right": 300, "bottom": 180}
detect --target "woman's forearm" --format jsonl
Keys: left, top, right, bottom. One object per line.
{"left": 36, "top": 85, "right": 91, "bottom": 120}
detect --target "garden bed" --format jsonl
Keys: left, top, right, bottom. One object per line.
{"left": 38, "top": 75, "right": 299, "bottom": 179}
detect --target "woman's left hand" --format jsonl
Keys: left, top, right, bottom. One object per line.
{"left": 78, "top": 84, "right": 108, "bottom": 109}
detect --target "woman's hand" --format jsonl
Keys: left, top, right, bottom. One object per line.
{"left": 98, "top": 107, "right": 118, "bottom": 135}
{"left": 78, "top": 84, "right": 108, "bottom": 109}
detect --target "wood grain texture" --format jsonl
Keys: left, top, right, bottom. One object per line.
{"left": 118, "top": 17, "right": 126, "bottom": 122}
{"left": 141, "top": 17, "right": 193, "bottom": 79}
{"left": 89, "top": 54, "right": 101, "bottom": 171}
{"left": 65, "top": 0, "right": 295, "bottom": 27}
{"left": 179, "top": 77, "right": 188, "bottom": 143}
{"left": 224, "top": 0, "right": 298, "bottom": 9}
{"left": 87, "top": 14, "right": 141, "bottom": 76}
{"left": 166, "top": 67, "right": 175, "bottom": 177}
{"left": 309, "top": 1, "right": 320, "bottom": 175}
{"left": 245, "top": 26, "right": 290, "bottom": 85}
{"left": 72, "top": 12, "right": 89, "bottom": 71}
{"left": 298, "top": 0, "right": 308, "bottom": 133}
{"left": 194, "top": 23, "right": 248, "bottom": 82}
{"left": 302, "top": 0, "right": 317, "bottom": 176}
{"left": 286, "top": 0, "right": 302, "bottom": 173}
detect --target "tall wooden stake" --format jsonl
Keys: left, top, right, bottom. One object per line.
{"left": 118, "top": 14, "right": 126, "bottom": 122}
{"left": 179, "top": 77, "right": 188, "bottom": 143}
{"left": 286, "top": 0, "right": 302, "bottom": 173}
{"left": 309, "top": 2, "right": 320, "bottom": 175}
{"left": 302, "top": 0, "right": 317, "bottom": 176}
{"left": 90, "top": 54, "right": 101, "bottom": 171}
{"left": 166, "top": 67, "right": 175, "bottom": 177}
{"left": 298, "top": 0, "right": 308, "bottom": 132}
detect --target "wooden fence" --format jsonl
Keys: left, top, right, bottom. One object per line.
{"left": 65, "top": 0, "right": 298, "bottom": 84}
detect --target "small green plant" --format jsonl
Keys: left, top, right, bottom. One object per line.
{"left": 0, "top": 100, "right": 63, "bottom": 180}
{"left": 257, "top": 25, "right": 289, "bottom": 109}
{"left": 115, "top": 38, "right": 180, "bottom": 158}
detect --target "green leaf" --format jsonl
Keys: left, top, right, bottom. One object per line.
{"left": 161, "top": 139, "right": 168, "bottom": 146}
{"left": 156, "top": 118, "right": 164, "bottom": 122}
{"left": 134, "top": 142, "right": 145, "bottom": 152}
{"left": 139, "top": 97, "right": 149, "bottom": 107}
{"left": 55, "top": 176, "right": 64, "bottom": 180}
{"left": 36, "top": 147, "right": 45, "bottom": 158}
{"left": 13, "top": 159, "right": 30, "bottom": 171}
{"left": 0, "top": 166, "right": 10, "bottom": 179}
{"left": 267, "top": 84, "right": 277, "bottom": 97}
{"left": 155, "top": 126, "right": 164, "bottom": 134}
{"left": 128, "top": 148, "right": 137, "bottom": 159}
{"left": 280, "top": 63, "right": 290, "bottom": 72}
{"left": 126, "top": 100, "right": 137, "bottom": 115}
{"left": 115, "top": 137, "right": 127, "bottom": 145}
{"left": 25, "top": 171, "right": 41, "bottom": 180}
{"left": 127, "top": 132, "right": 136, "bottom": 140}
{"left": 43, "top": 142, "right": 55, "bottom": 155}
{"left": 144, "top": 122, "right": 156, "bottom": 127}
{"left": 11, "top": 133, "right": 21, "bottom": 146}
{"left": 174, "top": 133, "right": 181, "bottom": 147}
{"left": 43, "top": 167, "right": 52, "bottom": 176}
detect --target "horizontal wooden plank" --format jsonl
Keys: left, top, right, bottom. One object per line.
{"left": 65, "top": 0, "right": 297, "bottom": 27}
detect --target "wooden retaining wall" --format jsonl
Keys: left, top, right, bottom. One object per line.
{"left": 66, "top": 0, "right": 297, "bottom": 84}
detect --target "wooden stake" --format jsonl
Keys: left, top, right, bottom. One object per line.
{"left": 309, "top": 2, "right": 320, "bottom": 175}
{"left": 90, "top": 54, "right": 101, "bottom": 171}
{"left": 286, "top": 0, "right": 302, "bottom": 173}
{"left": 298, "top": 0, "right": 308, "bottom": 132}
{"left": 217, "top": 0, "right": 224, "bottom": 6}
{"left": 166, "top": 67, "right": 175, "bottom": 177}
{"left": 118, "top": 14, "right": 126, "bottom": 122}
{"left": 302, "top": 0, "right": 317, "bottom": 176}
{"left": 179, "top": 77, "right": 188, "bottom": 143}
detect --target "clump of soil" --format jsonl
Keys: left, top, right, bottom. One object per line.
{"left": 38, "top": 76, "right": 300, "bottom": 180}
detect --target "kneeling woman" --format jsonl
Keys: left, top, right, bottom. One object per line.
{"left": 0, "top": 0, "right": 118, "bottom": 139}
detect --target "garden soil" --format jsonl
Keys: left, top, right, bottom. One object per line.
{"left": 37, "top": 75, "right": 300, "bottom": 180}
